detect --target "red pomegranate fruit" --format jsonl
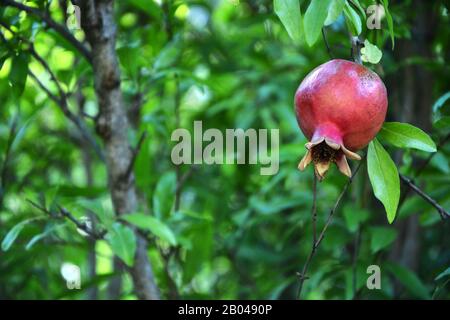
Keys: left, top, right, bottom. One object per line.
{"left": 295, "top": 59, "right": 388, "bottom": 180}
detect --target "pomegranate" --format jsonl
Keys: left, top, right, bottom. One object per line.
{"left": 295, "top": 59, "right": 387, "bottom": 180}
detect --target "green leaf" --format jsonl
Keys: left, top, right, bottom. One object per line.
{"left": 343, "top": 1, "right": 362, "bottom": 36}
{"left": 432, "top": 91, "right": 450, "bottom": 124}
{"left": 361, "top": 39, "right": 382, "bottom": 64}
{"left": 0, "top": 52, "right": 9, "bottom": 70}
{"left": 303, "top": 0, "right": 332, "bottom": 46}
{"left": 153, "top": 38, "right": 182, "bottom": 71}
{"left": 430, "top": 153, "right": 450, "bottom": 174}
{"left": 78, "top": 199, "right": 114, "bottom": 229}
{"left": 25, "top": 224, "right": 61, "bottom": 250}
{"left": 1, "top": 220, "right": 31, "bottom": 251}
{"left": 153, "top": 172, "right": 176, "bottom": 219}
{"left": 379, "top": 122, "right": 437, "bottom": 152}
{"left": 122, "top": 213, "right": 177, "bottom": 246}
{"left": 274, "top": 0, "right": 303, "bottom": 45}
{"left": 324, "top": 0, "right": 345, "bottom": 26}
{"left": 380, "top": 0, "right": 395, "bottom": 49}
{"left": 435, "top": 267, "right": 450, "bottom": 281}
{"left": 386, "top": 263, "right": 431, "bottom": 299}
{"left": 369, "top": 227, "right": 397, "bottom": 253}
{"left": 105, "top": 223, "right": 136, "bottom": 267}
{"left": 347, "top": 0, "right": 366, "bottom": 20}
{"left": 342, "top": 205, "right": 369, "bottom": 233}
{"left": 367, "top": 138, "right": 400, "bottom": 224}
{"left": 8, "top": 52, "right": 29, "bottom": 98}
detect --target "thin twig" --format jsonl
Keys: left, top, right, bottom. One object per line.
{"left": 312, "top": 174, "right": 318, "bottom": 243}
{"left": 397, "top": 132, "right": 450, "bottom": 214}
{"left": 27, "top": 199, "right": 105, "bottom": 239}
{"left": 58, "top": 205, "right": 105, "bottom": 239}
{"left": 352, "top": 228, "right": 361, "bottom": 299}
{"left": 1, "top": 0, "right": 92, "bottom": 63}
{"left": 123, "top": 130, "right": 148, "bottom": 180}
{"left": 350, "top": 36, "right": 364, "bottom": 65}
{"left": 399, "top": 175, "right": 449, "bottom": 220}
{"left": 297, "top": 161, "right": 364, "bottom": 299}
{"left": 322, "top": 28, "right": 333, "bottom": 59}
{"left": 28, "top": 70, "right": 104, "bottom": 161}
{"left": 0, "top": 21, "right": 104, "bottom": 161}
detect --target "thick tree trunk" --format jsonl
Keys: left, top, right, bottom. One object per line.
{"left": 79, "top": 0, "right": 160, "bottom": 300}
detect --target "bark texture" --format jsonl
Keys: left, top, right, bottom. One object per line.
{"left": 78, "top": 0, "right": 160, "bottom": 300}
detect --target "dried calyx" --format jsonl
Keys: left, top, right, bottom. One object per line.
{"left": 298, "top": 137, "right": 361, "bottom": 181}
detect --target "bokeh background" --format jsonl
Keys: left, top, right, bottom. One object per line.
{"left": 0, "top": 0, "right": 449, "bottom": 299}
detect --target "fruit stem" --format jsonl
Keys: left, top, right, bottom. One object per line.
{"left": 351, "top": 36, "right": 364, "bottom": 65}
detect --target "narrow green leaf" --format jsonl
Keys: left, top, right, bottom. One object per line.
{"left": 435, "top": 267, "right": 450, "bottom": 281}
{"left": 348, "top": 0, "right": 366, "bottom": 19}
{"left": 304, "top": 0, "right": 332, "bottom": 46}
{"left": 361, "top": 39, "right": 383, "bottom": 64}
{"left": 105, "top": 223, "right": 136, "bottom": 267}
{"left": 274, "top": 0, "right": 303, "bottom": 44}
{"left": 1, "top": 220, "right": 31, "bottom": 251}
{"left": 343, "top": 1, "right": 362, "bottom": 36}
{"left": 379, "top": 122, "right": 437, "bottom": 152}
{"left": 369, "top": 227, "right": 397, "bottom": 253}
{"left": 324, "top": 0, "right": 345, "bottom": 26}
{"left": 0, "top": 53, "right": 9, "bottom": 70}
{"left": 122, "top": 213, "right": 177, "bottom": 246}
{"left": 153, "top": 172, "right": 176, "bottom": 219}
{"left": 25, "top": 225, "right": 60, "bottom": 250}
{"left": 8, "top": 52, "right": 29, "bottom": 98}
{"left": 386, "top": 263, "right": 431, "bottom": 299}
{"left": 380, "top": 0, "right": 395, "bottom": 49}
{"left": 432, "top": 91, "right": 450, "bottom": 124}
{"left": 367, "top": 138, "right": 400, "bottom": 224}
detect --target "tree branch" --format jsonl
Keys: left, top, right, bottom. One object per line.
{"left": 297, "top": 160, "right": 364, "bottom": 299}
{"left": 123, "top": 130, "right": 147, "bottom": 180}
{"left": 311, "top": 174, "right": 318, "bottom": 243}
{"left": 1, "top": 0, "right": 92, "bottom": 63}
{"left": 78, "top": 0, "right": 160, "bottom": 300}
{"left": 27, "top": 199, "right": 106, "bottom": 239}
{"left": 0, "top": 21, "right": 104, "bottom": 161}
{"left": 351, "top": 36, "right": 364, "bottom": 65}
{"left": 397, "top": 132, "right": 450, "bottom": 215}
{"left": 399, "top": 175, "right": 449, "bottom": 220}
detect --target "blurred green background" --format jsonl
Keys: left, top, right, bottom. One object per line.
{"left": 0, "top": 0, "right": 449, "bottom": 299}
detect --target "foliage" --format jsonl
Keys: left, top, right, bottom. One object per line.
{"left": 0, "top": 0, "right": 449, "bottom": 300}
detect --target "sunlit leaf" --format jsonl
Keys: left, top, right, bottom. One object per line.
{"left": 361, "top": 39, "right": 382, "bottom": 64}
{"left": 274, "top": 0, "right": 303, "bottom": 44}
{"left": 2, "top": 220, "right": 31, "bottom": 251}
{"left": 367, "top": 138, "right": 400, "bottom": 224}
{"left": 380, "top": 0, "right": 395, "bottom": 48}
{"left": 105, "top": 223, "right": 136, "bottom": 267}
{"left": 304, "top": 0, "right": 332, "bottom": 46}
{"left": 122, "top": 213, "right": 177, "bottom": 246}
{"left": 343, "top": 1, "right": 362, "bottom": 36}
{"left": 379, "top": 122, "right": 436, "bottom": 152}
{"left": 324, "top": 0, "right": 345, "bottom": 26}
{"left": 8, "top": 52, "right": 29, "bottom": 98}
